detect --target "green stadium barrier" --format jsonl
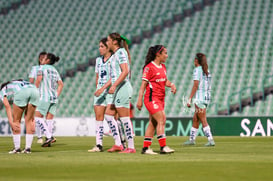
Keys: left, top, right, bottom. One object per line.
{"left": 262, "top": 74, "right": 273, "bottom": 101}
{"left": 227, "top": 87, "right": 253, "bottom": 114}
{"left": 132, "top": 116, "right": 273, "bottom": 136}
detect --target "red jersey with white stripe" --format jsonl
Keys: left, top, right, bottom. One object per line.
{"left": 142, "top": 61, "right": 167, "bottom": 101}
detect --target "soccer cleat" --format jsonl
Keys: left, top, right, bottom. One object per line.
{"left": 160, "top": 146, "right": 175, "bottom": 154}
{"left": 21, "top": 148, "right": 31, "bottom": 154}
{"left": 9, "top": 148, "right": 21, "bottom": 154}
{"left": 119, "top": 148, "right": 136, "bottom": 153}
{"left": 183, "top": 140, "right": 196, "bottom": 145}
{"left": 205, "top": 140, "right": 215, "bottom": 147}
{"left": 37, "top": 137, "right": 43, "bottom": 144}
{"left": 41, "top": 138, "right": 52, "bottom": 147}
{"left": 88, "top": 145, "right": 103, "bottom": 152}
{"left": 107, "top": 145, "right": 124, "bottom": 152}
{"left": 141, "top": 147, "right": 158, "bottom": 155}
{"left": 51, "top": 137, "right": 56, "bottom": 143}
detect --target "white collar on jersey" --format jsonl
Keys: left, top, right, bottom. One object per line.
{"left": 152, "top": 61, "right": 162, "bottom": 68}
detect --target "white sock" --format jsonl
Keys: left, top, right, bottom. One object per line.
{"left": 120, "top": 117, "right": 135, "bottom": 149}
{"left": 104, "top": 114, "right": 121, "bottom": 146}
{"left": 46, "top": 119, "right": 54, "bottom": 136}
{"left": 35, "top": 119, "right": 42, "bottom": 138}
{"left": 35, "top": 117, "right": 51, "bottom": 139}
{"left": 203, "top": 125, "right": 213, "bottom": 141}
{"left": 25, "top": 134, "right": 33, "bottom": 149}
{"left": 13, "top": 134, "right": 21, "bottom": 149}
{"left": 96, "top": 121, "right": 104, "bottom": 146}
{"left": 190, "top": 127, "right": 198, "bottom": 141}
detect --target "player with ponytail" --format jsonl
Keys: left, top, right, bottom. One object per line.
{"left": 104, "top": 32, "right": 135, "bottom": 153}
{"left": 35, "top": 53, "right": 64, "bottom": 147}
{"left": 137, "top": 45, "right": 176, "bottom": 154}
{"left": 184, "top": 53, "right": 215, "bottom": 146}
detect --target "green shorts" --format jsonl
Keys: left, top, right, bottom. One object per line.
{"left": 14, "top": 87, "right": 39, "bottom": 107}
{"left": 36, "top": 100, "right": 57, "bottom": 116}
{"left": 93, "top": 90, "right": 111, "bottom": 106}
{"left": 194, "top": 99, "right": 208, "bottom": 109}
{"left": 111, "top": 81, "right": 132, "bottom": 109}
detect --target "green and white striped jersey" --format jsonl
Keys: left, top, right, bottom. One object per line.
{"left": 193, "top": 66, "right": 211, "bottom": 104}
{"left": 29, "top": 65, "right": 40, "bottom": 82}
{"left": 95, "top": 56, "right": 111, "bottom": 90}
{"left": 0, "top": 80, "right": 34, "bottom": 101}
{"left": 109, "top": 48, "right": 130, "bottom": 84}
{"left": 37, "top": 65, "right": 62, "bottom": 103}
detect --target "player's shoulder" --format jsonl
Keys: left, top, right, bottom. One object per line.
{"left": 96, "top": 56, "right": 103, "bottom": 62}
{"left": 144, "top": 62, "right": 153, "bottom": 71}
{"left": 116, "top": 48, "right": 127, "bottom": 57}
{"left": 194, "top": 66, "right": 202, "bottom": 73}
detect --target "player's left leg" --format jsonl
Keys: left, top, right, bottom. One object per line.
{"left": 196, "top": 104, "right": 215, "bottom": 146}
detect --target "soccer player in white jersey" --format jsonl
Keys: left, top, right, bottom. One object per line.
{"left": 35, "top": 53, "right": 64, "bottom": 147}
{"left": 88, "top": 38, "right": 113, "bottom": 152}
{"left": 29, "top": 51, "right": 47, "bottom": 144}
{"left": 184, "top": 53, "right": 215, "bottom": 146}
{"left": 0, "top": 80, "right": 39, "bottom": 153}
{"left": 105, "top": 32, "right": 135, "bottom": 153}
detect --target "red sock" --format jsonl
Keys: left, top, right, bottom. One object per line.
{"left": 143, "top": 137, "right": 153, "bottom": 148}
{"left": 157, "top": 134, "right": 166, "bottom": 147}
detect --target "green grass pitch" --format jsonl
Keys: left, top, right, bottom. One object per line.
{"left": 0, "top": 136, "right": 273, "bottom": 181}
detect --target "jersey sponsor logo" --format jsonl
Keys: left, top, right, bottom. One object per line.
{"left": 153, "top": 101, "right": 159, "bottom": 109}
{"left": 144, "top": 67, "right": 149, "bottom": 73}
{"left": 155, "top": 78, "right": 166, "bottom": 82}
{"left": 100, "top": 70, "right": 107, "bottom": 78}
{"left": 143, "top": 73, "right": 147, "bottom": 77}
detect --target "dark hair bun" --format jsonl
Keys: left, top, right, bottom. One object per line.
{"left": 55, "top": 56, "right": 60, "bottom": 62}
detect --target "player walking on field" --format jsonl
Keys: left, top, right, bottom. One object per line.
{"left": 0, "top": 80, "right": 39, "bottom": 154}
{"left": 105, "top": 32, "right": 136, "bottom": 153}
{"left": 35, "top": 53, "right": 64, "bottom": 147}
{"left": 184, "top": 53, "right": 215, "bottom": 146}
{"left": 137, "top": 45, "right": 176, "bottom": 154}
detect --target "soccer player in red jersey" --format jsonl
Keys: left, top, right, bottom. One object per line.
{"left": 137, "top": 45, "right": 176, "bottom": 154}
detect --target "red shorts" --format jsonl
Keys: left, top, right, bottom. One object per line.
{"left": 144, "top": 97, "right": 165, "bottom": 115}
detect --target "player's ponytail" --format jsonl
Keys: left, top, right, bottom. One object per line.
{"left": 143, "top": 45, "right": 164, "bottom": 70}
{"left": 47, "top": 53, "right": 60, "bottom": 65}
{"left": 196, "top": 53, "right": 209, "bottom": 76}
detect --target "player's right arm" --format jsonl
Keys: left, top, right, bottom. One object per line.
{"left": 137, "top": 80, "right": 148, "bottom": 110}
{"left": 94, "top": 78, "right": 112, "bottom": 97}
{"left": 3, "top": 96, "right": 19, "bottom": 132}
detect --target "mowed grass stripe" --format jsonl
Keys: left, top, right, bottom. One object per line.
{"left": 0, "top": 136, "right": 273, "bottom": 181}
